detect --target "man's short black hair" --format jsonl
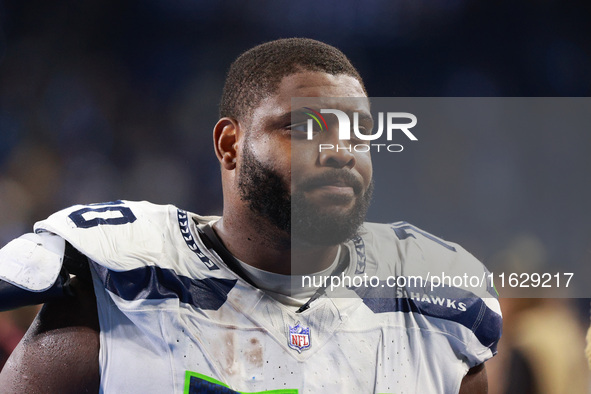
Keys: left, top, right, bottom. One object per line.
{"left": 220, "top": 38, "right": 366, "bottom": 121}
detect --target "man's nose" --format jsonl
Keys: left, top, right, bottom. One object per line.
{"left": 318, "top": 133, "right": 356, "bottom": 169}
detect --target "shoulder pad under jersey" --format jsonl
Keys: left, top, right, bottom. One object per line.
{"left": 0, "top": 233, "right": 89, "bottom": 311}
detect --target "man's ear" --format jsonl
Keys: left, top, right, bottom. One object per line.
{"left": 213, "top": 117, "right": 241, "bottom": 170}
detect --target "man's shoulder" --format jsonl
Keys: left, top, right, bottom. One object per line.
{"left": 358, "top": 220, "right": 492, "bottom": 293}
{"left": 360, "top": 220, "right": 470, "bottom": 260}
{"left": 36, "top": 200, "right": 178, "bottom": 228}
{"left": 34, "top": 200, "right": 184, "bottom": 270}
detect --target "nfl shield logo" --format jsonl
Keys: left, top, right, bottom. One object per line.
{"left": 288, "top": 322, "right": 311, "bottom": 353}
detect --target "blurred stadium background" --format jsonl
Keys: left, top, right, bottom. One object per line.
{"left": 0, "top": 0, "right": 590, "bottom": 392}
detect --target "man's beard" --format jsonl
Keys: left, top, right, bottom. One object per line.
{"left": 238, "top": 143, "right": 373, "bottom": 245}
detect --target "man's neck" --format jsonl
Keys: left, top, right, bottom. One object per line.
{"left": 212, "top": 212, "right": 340, "bottom": 275}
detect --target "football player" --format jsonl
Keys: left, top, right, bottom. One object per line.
{"left": 0, "top": 38, "right": 501, "bottom": 393}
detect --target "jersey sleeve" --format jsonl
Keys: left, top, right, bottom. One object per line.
{"left": 387, "top": 222, "right": 503, "bottom": 368}
{"left": 408, "top": 225, "right": 501, "bottom": 367}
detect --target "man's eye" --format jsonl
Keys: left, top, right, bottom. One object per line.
{"left": 289, "top": 122, "right": 308, "bottom": 133}
{"left": 289, "top": 121, "right": 324, "bottom": 135}
{"left": 351, "top": 127, "right": 373, "bottom": 142}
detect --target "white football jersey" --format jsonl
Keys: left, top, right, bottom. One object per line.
{"left": 34, "top": 200, "right": 502, "bottom": 394}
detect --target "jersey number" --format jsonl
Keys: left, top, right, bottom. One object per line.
{"left": 69, "top": 203, "right": 137, "bottom": 228}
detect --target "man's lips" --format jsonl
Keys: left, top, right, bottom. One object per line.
{"left": 309, "top": 184, "right": 355, "bottom": 196}
{"left": 297, "top": 171, "right": 364, "bottom": 197}
{"left": 304, "top": 178, "right": 362, "bottom": 193}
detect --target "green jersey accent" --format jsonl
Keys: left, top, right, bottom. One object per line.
{"left": 184, "top": 371, "right": 298, "bottom": 394}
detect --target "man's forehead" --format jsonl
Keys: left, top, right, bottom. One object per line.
{"left": 279, "top": 71, "right": 366, "bottom": 98}
{"left": 285, "top": 72, "right": 369, "bottom": 114}
{"left": 249, "top": 71, "right": 369, "bottom": 121}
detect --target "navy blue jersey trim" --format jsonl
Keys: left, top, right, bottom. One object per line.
{"left": 355, "top": 284, "right": 501, "bottom": 350}
{"left": 187, "top": 375, "right": 240, "bottom": 394}
{"left": 351, "top": 235, "right": 366, "bottom": 274}
{"left": 93, "top": 263, "right": 236, "bottom": 311}
{"left": 177, "top": 209, "right": 219, "bottom": 271}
